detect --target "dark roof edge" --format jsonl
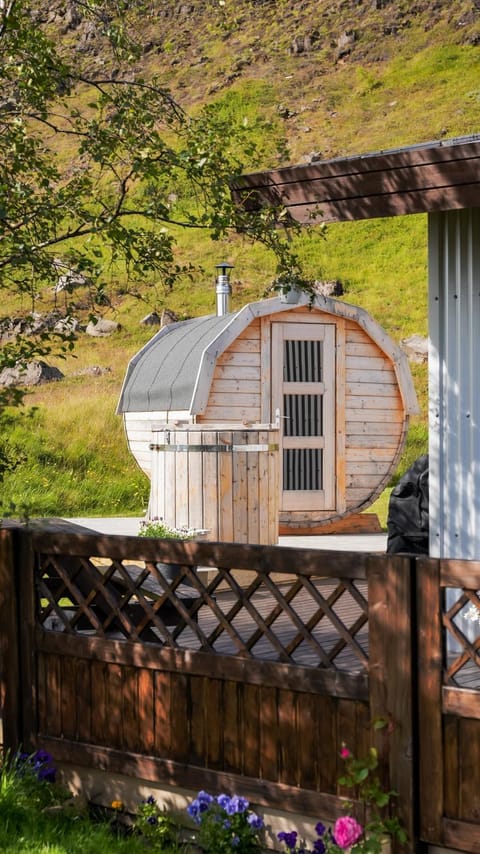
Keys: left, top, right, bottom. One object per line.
{"left": 231, "top": 133, "right": 480, "bottom": 188}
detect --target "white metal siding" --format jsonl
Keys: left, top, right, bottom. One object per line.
{"left": 429, "top": 208, "right": 480, "bottom": 558}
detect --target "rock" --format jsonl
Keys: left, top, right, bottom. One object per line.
{"left": 140, "top": 312, "right": 162, "bottom": 326}
{"left": 276, "top": 104, "right": 297, "bottom": 119}
{"left": 53, "top": 317, "right": 80, "bottom": 334}
{"left": 53, "top": 258, "right": 91, "bottom": 292}
{"left": 161, "top": 309, "right": 179, "bottom": 327}
{"left": 400, "top": 334, "right": 428, "bottom": 364}
{"left": 314, "top": 279, "right": 345, "bottom": 297}
{"left": 85, "top": 318, "right": 121, "bottom": 337}
{"left": 0, "top": 361, "right": 64, "bottom": 387}
{"left": 303, "top": 151, "right": 323, "bottom": 163}
{"left": 0, "top": 311, "right": 72, "bottom": 341}
{"left": 336, "top": 30, "right": 356, "bottom": 59}
{"left": 71, "top": 366, "right": 112, "bottom": 377}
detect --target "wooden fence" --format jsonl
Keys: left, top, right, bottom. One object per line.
{"left": 2, "top": 523, "right": 480, "bottom": 852}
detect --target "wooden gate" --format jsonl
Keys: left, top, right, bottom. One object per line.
{"left": 417, "top": 556, "right": 480, "bottom": 852}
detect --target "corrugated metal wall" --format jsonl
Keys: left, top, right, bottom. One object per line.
{"left": 429, "top": 208, "right": 480, "bottom": 559}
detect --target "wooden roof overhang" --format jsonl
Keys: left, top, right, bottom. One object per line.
{"left": 231, "top": 134, "right": 480, "bottom": 223}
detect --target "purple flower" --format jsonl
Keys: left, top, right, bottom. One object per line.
{"left": 278, "top": 829, "right": 298, "bottom": 850}
{"left": 313, "top": 839, "right": 326, "bottom": 854}
{"left": 34, "top": 750, "right": 53, "bottom": 765}
{"left": 17, "top": 749, "right": 57, "bottom": 783}
{"left": 147, "top": 815, "right": 158, "bottom": 825}
{"left": 37, "top": 765, "right": 56, "bottom": 783}
{"left": 315, "top": 822, "right": 326, "bottom": 837}
{"left": 232, "top": 836, "right": 240, "bottom": 847}
{"left": 230, "top": 795, "right": 249, "bottom": 814}
{"left": 247, "top": 812, "right": 264, "bottom": 829}
{"left": 146, "top": 795, "right": 156, "bottom": 805}
{"left": 217, "top": 793, "right": 233, "bottom": 811}
{"left": 187, "top": 800, "right": 203, "bottom": 823}
{"left": 197, "top": 790, "right": 214, "bottom": 805}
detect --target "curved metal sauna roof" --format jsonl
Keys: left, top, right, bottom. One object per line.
{"left": 117, "top": 294, "right": 419, "bottom": 416}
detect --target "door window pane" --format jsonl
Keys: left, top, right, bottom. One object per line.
{"left": 283, "top": 449, "right": 323, "bottom": 490}
{"left": 284, "top": 339, "right": 323, "bottom": 382}
{"left": 283, "top": 394, "right": 323, "bottom": 437}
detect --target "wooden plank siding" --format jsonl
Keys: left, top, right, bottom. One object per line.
{"left": 344, "top": 323, "right": 405, "bottom": 511}
{"left": 34, "top": 634, "right": 371, "bottom": 799}
{"left": 197, "top": 311, "right": 407, "bottom": 526}
{"left": 123, "top": 410, "right": 191, "bottom": 478}
{"left": 200, "top": 319, "right": 263, "bottom": 424}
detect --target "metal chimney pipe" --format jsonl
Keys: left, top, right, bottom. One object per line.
{"left": 215, "top": 261, "right": 234, "bottom": 316}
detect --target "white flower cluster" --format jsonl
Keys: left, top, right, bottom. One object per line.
{"left": 464, "top": 603, "right": 480, "bottom": 624}
{"left": 138, "top": 517, "right": 208, "bottom": 540}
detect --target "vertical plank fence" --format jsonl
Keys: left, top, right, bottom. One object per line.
{"left": 0, "top": 523, "right": 418, "bottom": 851}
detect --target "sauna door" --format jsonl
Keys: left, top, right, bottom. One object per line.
{"left": 272, "top": 322, "right": 335, "bottom": 511}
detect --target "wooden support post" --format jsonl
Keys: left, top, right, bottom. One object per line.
{"left": 15, "top": 527, "right": 38, "bottom": 751}
{"left": 416, "top": 557, "right": 443, "bottom": 846}
{"left": 368, "top": 553, "right": 415, "bottom": 854}
{"left": 0, "top": 527, "right": 21, "bottom": 751}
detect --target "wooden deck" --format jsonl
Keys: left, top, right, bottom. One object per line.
{"left": 44, "top": 572, "right": 369, "bottom": 673}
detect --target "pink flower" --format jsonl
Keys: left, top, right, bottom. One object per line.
{"left": 332, "top": 816, "right": 363, "bottom": 849}
{"left": 340, "top": 746, "right": 351, "bottom": 759}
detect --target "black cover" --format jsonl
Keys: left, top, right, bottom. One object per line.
{"left": 386, "top": 454, "right": 429, "bottom": 554}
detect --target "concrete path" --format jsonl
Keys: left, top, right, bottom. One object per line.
{"left": 65, "top": 517, "right": 387, "bottom": 552}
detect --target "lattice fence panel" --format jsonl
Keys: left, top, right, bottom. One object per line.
{"left": 444, "top": 586, "right": 480, "bottom": 688}
{"left": 37, "top": 551, "right": 369, "bottom": 672}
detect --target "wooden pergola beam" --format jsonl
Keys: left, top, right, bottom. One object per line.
{"left": 231, "top": 135, "right": 480, "bottom": 223}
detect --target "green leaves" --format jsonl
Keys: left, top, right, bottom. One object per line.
{"left": 1, "top": 1, "right": 300, "bottom": 295}
{"left": 338, "top": 744, "right": 407, "bottom": 848}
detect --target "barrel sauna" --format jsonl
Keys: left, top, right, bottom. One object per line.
{"left": 118, "top": 292, "right": 418, "bottom": 542}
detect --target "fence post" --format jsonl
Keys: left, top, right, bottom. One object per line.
{"left": 0, "top": 526, "right": 21, "bottom": 751}
{"left": 415, "top": 556, "right": 443, "bottom": 846}
{"left": 368, "top": 553, "right": 415, "bottom": 854}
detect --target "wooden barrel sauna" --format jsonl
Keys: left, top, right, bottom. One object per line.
{"left": 149, "top": 427, "right": 280, "bottom": 545}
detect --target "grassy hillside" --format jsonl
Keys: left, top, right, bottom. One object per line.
{"left": 2, "top": 0, "right": 480, "bottom": 522}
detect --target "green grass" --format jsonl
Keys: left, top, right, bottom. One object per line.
{"left": 0, "top": 755, "right": 180, "bottom": 853}
{"left": 0, "top": 387, "right": 149, "bottom": 518}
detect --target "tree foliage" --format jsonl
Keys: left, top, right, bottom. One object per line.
{"left": 1, "top": 0, "right": 302, "bottom": 294}
{"left": 0, "top": 0, "right": 307, "bottom": 484}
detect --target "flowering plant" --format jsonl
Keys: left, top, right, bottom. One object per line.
{"left": 16, "top": 748, "right": 57, "bottom": 783}
{"left": 277, "top": 745, "right": 408, "bottom": 854}
{"left": 139, "top": 517, "right": 206, "bottom": 540}
{"left": 133, "top": 795, "right": 181, "bottom": 848}
{"left": 278, "top": 817, "right": 363, "bottom": 854}
{"left": 187, "top": 790, "right": 264, "bottom": 853}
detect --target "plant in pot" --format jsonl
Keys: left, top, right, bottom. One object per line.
{"left": 269, "top": 267, "right": 319, "bottom": 304}
{"left": 138, "top": 517, "right": 206, "bottom": 585}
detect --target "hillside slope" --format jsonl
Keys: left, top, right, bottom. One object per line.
{"left": 133, "top": 0, "right": 480, "bottom": 161}
{"left": 2, "top": 0, "right": 480, "bottom": 518}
